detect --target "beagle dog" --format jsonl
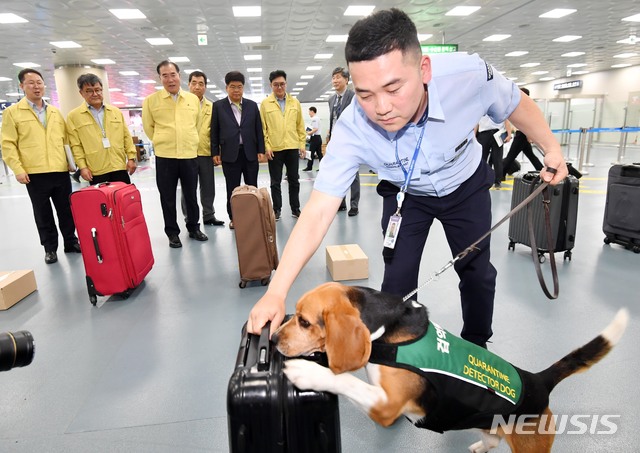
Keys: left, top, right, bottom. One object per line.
{"left": 273, "top": 282, "right": 628, "bottom": 453}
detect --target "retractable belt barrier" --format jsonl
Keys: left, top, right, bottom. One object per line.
{"left": 550, "top": 127, "right": 640, "bottom": 174}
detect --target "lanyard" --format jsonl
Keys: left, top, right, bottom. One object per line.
{"left": 394, "top": 123, "right": 426, "bottom": 215}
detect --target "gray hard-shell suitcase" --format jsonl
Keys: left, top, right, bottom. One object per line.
{"left": 508, "top": 172, "right": 579, "bottom": 261}
{"left": 230, "top": 185, "right": 279, "bottom": 288}
{"left": 603, "top": 164, "right": 640, "bottom": 253}
{"left": 227, "top": 319, "right": 341, "bottom": 453}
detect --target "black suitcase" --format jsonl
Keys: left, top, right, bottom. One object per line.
{"left": 227, "top": 320, "right": 341, "bottom": 453}
{"left": 508, "top": 172, "right": 579, "bottom": 260}
{"left": 603, "top": 164, "right": 640, "bottom": 253}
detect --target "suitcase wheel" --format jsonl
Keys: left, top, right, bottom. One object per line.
{"left": 508, "top": 241, "right": 515, "bottom": 251}
{"left": 537, "top": 253, "right": 546, "bottom": 264}
{"left": 117, "top": 289, "right": 133, "bottom": 299}
{"left": 564, "top": 250, "right": 572, "bottom": 261}
{"left": 260, "top": 277, "right": 270, "bottom": 286}
{"left": 89, "top": 295, "right": 98, "bottom": 306}
{"left": 634, "top": 246, "right": 640, "bottom": 254}
{"left": 239, "top": 281, "right": 247, "bottom": 289}
{"left": 604, "top": 236, "right": 612, "bottom": 245}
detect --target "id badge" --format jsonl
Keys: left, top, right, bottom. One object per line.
{"left": 383, "top": 215, "right": 402, "bottom": 249}
{"left": 102, "top": 137, "right": 111, "bottom": 148}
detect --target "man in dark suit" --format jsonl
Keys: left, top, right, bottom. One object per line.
{"left": 211, "top": 71, "right": 265, "bottom": 229}
{"left": 327, "top": 67, "right": 360, "bottom": 216}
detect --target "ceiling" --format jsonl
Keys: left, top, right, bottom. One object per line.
{"left": 0, "top": 0, "right": 639, "bottom": 109}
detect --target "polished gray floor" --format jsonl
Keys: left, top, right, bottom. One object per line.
{"left": 0, "top": 145, "right": 638, "bottom": 452}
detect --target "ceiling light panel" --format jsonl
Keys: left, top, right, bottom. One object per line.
{"left": 446, "top": 6, "right": 481, "bottom": 16}
{"left": 240, "top": 36, "right": 262, "bottom": 44}
{"left": 0, "top": 13, "right": 28, "bottom": 23}
{"left": 13, "top": 62, "right": 40, "bottom": 68}
{"left": 344, "top": 6, "right": 375, "bottom": 16}
{"left": 109, "top": 9, "right": 146, "bottom": 20}
{"left": 314, "top": 54, "right": 333, "bottom": 59}
{"left": 613, "top": 53, "right": 638, "bottom": 58}
{"left": 50, "top": 41, "right": 81, "bottom": 48}
{"left": 621, "top": 14, "right": 640, "bottom": 22}
{"left": 553, "top": 35, "right": 582, "bottom": 42}
{"left": 506, "top": 51, "right": 528, "bottom": 57}
{"left": 169, "top": 57, "right": 190, "bottom": 62}
{"left": 233, "top": 6, "right": 261, "bottom": 17}
{"left": 561, "top": 52, "right": 585, "bottom": 57}
{"left": 244, "top": 55, "right": 262, "bottom": 60}
{"left": 539, "top": 9, "right": 577, "bottom": 19}
{"left": 91, "top": 59, "right": 116, "bottom": 65}
{"left": 483, "top": 35, "right": 511, "bottom": 42}
{"left": 146, "top": 38, "right": 173, "bottom": 46}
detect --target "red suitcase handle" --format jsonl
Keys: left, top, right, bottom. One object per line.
{"left": 91, "top": 228, "right": 104, "bottom": 264}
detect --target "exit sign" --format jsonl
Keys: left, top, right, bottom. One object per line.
{"left": 421, "top": 44, "right": 458, "bottom": 54}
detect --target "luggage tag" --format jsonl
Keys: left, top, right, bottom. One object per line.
{"left": 102, "top": 137, "right": 111, "bottom": 148}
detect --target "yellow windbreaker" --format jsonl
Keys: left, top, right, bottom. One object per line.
{"left": 142, "top": 89, "right": 200, "bottom": 158}
{"left": 197, "top": 97, "right": 213, "bottom": 157}
{"left": 66, "top": 103, "right": 136, "bottom": 175}
{"left": 1, "top": 97, "right": 68, "bottom": 175}
{"left": 260, "top": 93, "right": 306, "bottom": 152}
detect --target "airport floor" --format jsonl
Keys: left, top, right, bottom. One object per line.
{"left": 0, "top": 145, "right": 638, "bottom": 453}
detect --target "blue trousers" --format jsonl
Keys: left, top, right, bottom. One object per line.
{"left": 378, "top": 161, "right": 497, "bottom": 346}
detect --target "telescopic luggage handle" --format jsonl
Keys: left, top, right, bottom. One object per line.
{"left": 257, "top": 321, "right": 271, "bottom": 371}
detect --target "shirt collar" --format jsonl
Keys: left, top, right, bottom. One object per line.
{"left": 425, "top": 81, "right": 444, "bottom": 122}
{"left": 228, "top": 97, "right": 242, "bottom": 106}
{"left": 87, "top": 103, "right": 105, "bottom": 112}
{"left": 27, "top": 98, "right": 47, "bottom": 111}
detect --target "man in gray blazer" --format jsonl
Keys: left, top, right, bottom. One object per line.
{"left": 327, "top": 67, "right": 360, "bottom": 216}
{"left": 211, "top": 71, "right": 265, "bottom": 229}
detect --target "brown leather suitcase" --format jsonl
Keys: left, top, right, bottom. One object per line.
{"left": 230, "top": 185, "right": 279, "bottom": 288}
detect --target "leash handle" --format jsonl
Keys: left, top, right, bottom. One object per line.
{"left": 526, "top": 177, "right": 559, "bottom": 299}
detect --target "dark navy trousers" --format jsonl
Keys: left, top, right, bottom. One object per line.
{"left": 378, "top": 161, "right": 497, "bottom": 346}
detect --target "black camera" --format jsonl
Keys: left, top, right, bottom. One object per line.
{"left": 0, "top": 331, "right": 35, "bottom": 372}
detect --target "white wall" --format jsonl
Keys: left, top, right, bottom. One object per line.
{"left": 526, "top": 65, "right": 640, "bottom": 143}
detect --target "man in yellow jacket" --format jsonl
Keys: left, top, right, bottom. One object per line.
{"left": 143, "top": 60, "right": 208, "bottom": 248}
{"left": 1, "top": 68, "right": 80, "bottom": 264}
{"left": 67, "top": 73, "right": 137, "bottom": 184}
{"left": 180, "top": 70, "right": 224, "bottom": 226}
{"left": 260, "top": 70, "right": 307, "bottom": 220}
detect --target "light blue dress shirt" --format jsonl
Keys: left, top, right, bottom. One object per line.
{"left": 315, "top": 52, "right": 521, "bottom": 198}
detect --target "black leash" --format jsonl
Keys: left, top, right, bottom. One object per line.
{"left": 403, "top": 169, "right": 559, "bottom": 301}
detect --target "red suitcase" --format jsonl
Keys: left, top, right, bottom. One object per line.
{"left": 70, "top": 182, "right": 154, "bottom": 305}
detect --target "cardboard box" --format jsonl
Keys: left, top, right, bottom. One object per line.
{"left": 0, "top": 270, "right": 37, "bottom": 310}
{"left": 326, "top": 244, "right": 368, "bottom": 281}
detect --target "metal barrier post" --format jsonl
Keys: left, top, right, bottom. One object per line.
{"left": 584, "top": 127, "right": 595, "bottom": 167}
{"left": 576, "top": 128, "right": 589, "bottom": 175}
{"left": 614, "top": 130, "right": 628, "bottom": 165}
{"left": 565, "top": 132, "right": 574, "bottom": 162}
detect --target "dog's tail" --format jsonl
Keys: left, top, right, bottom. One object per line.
{"left": 538, "top": 308, "right": 628, "bottom": 393}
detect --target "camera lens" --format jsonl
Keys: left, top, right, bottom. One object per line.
{"left": 0, "top": 331, "right": 35, "bottom": 372}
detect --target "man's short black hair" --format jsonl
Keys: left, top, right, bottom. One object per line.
{"left": 309, "top": 106, "right": 317, "bottom": 113}
{"left": 520, "top": 87, "right": 530, "bottom": 96}
{"left": 331, "top": 67, "right": 349, "bottom": 80}
{"left": 157, "top": 60, "right": 179, "bottom": 75}
{"left": 18, "top": 68, "right": 44, "bottom": 83}
{"left": 77, "top": 73, "right": 103, "bottom": 90}
{"left": 225, "top": 71, "right": 245, "bottom": 85}
{"left": 188, "top": 70, "right": 208, "bottom": 83}
{"left": 345, "top": 8, "right": 420, "bottom": 64}
{"left": 269, "top": 69, "right": 287, "bottom": 83}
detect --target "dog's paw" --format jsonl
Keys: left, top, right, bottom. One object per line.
{"left": 284, "top": 359, "right": 335, "bottom": 392}
{"left": 468, "top": 441, "right": 488, "bottom": 453}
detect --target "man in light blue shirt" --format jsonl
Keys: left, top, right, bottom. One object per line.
{"left": 248, "top": 8, "right": 568, "bottom": 345}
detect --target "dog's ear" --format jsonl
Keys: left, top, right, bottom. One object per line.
{"left": 324, "top": 311, "right": 371, "bottom": 374}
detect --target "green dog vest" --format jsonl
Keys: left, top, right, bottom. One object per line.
{"left": 369, "top": 320, "right": 524, "bottom": 432}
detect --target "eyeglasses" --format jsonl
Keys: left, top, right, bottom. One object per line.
{"left": 272, "top": 82, "right": 286, "bottom": 88}
{"left": 83, "top": 88, "right": 103, "bottom": 95}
